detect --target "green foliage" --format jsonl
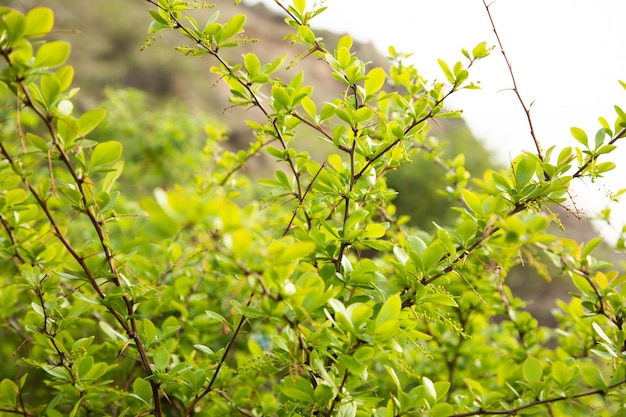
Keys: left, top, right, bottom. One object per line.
{"left": 1, "top": 3, "right": 626, "bottom": 417}
{"left": 388, "top": 118, "right": 495, "bottom": 230}
{"left": 94, "top": 88, "right": 229, "bottom": 195}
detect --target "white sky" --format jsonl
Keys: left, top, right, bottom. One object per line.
{"left": 247, "top": 0, "right": 626, "bottom": 241}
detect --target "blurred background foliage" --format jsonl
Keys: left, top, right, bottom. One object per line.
{"left": 6, "top": 0, "right": 621, "bottom": 324}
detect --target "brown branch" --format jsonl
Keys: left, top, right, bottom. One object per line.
{"left": 354, "top": 84, "right": 458, "bottom": 182}
{"left": 0, "top": 214, "right": 25, "bottom": 264}
{"left": 454, "top": 377, "right": 626, "bottom": 416}
{"left": 482, "top": 0, "right": 544, "bottom": 162}
{"left": 1, "top": 47, "right": 162, "bottom": 416}
{"left": 183, "top": 294, "right": 254, "bottom": 416}
{"left": 0, "top": 407, "right": 34, "bottom": 417}
{"left": 283, "top": 162, "right": 326, "bottom": 236}
{"left": 290, "top": 111, "right": 334, "bottom": 142}
{"left": 326, "top": 369, "right": 350, "bottom": 417}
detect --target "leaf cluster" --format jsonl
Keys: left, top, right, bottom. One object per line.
{"left": 1, "top": 3, "right": 626, "bottom": 417}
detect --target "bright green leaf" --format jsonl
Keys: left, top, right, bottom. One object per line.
{"left": 90, "top": 141, "right": 122, "bottom": 170}
{"left": 364, "top": 67, "right": 385, "bottom": 95}
{"left": 571, "top": 127, "right": 588, "bottom": 147}
{"left": 581, "top": 365, "right": 607, "bottom": 390}
{"left": 24, "top": 7, "right": 53, "bottom": 37}
{"left": 461, "top": 189, "right": 483, "bottom": 215}
{"left": 244, "top": 53, "right": 261, "bottom": 77}
{"left": 78, "top": 109, "right": 107, "bottom": 137}
{"left": 33, "top": 40, "right": 70, "bottom": 68}
{"left": 522, "top": 356, "right": 542, "bottom": 383}
{"left": 133, "top": 377, "right": 153, "bottom": 405}
{"left": 514, "top": 155, "right": 536, "bottom": 187}
{"left": 376, "top": 294, "right": 401, "bottom": 327}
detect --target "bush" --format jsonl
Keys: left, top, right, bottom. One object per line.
{"left": 1, "top": 3, "right": 625, "bottom": 416}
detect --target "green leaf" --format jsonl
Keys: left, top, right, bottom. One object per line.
{"left": 153, "top": 346, "right": 170, "bottom": 370}
{"left": 363, "top": 223, "right": 386, "bottom": 239}
{"left": 71, "top": 337, "right": 95, "bottom": 354}
{"left": 24, "top": 7, "right": 53, "bottom": 37}
{"left": 582, "top": 237, "right": 603, "bottom": 258}
{"left": 592, "top": 322, "right": 614, "bottom": 346}
{"left": 437, "top": 58, "right": 454, "bottom": 83}
{"left": 141, "top": 319, "right": 158, "bottom": 346}
{"left": 293, "top": 0, "right": 306, "bottom": 14}
{"left": 422, "top": 376, "right": 437, "bottom": 405}
{"left": 244, "top": 53, "right": 261, "bottom": 77}
{"left": 4, "top": 11, "right": 26, "bottom": 44}
{"left": 345, "top": 210, "right": 369, "bottom": 231}
{"left": 86, "top": 363, "right": 111, "bottom": 380}
{"left": 522, "top": 356, "right": 542, "bottom": 382}
{"left": 149, "top": 9, "right": 168, "bottom": 25}
{"left": 461, "top": 189, "right": 482, "bottom": 215}
{"left": 301, "top": 96, "right": 317, "bottom": 119}
{"left": 194, "top": 344, "right": 215, "bottom": 355}
{"left": 594, "top": 128, "right": 606, "bottom": 149}
{"left": 581, "top": 365, "right": 607, "bottom": 390}
{"left": 376, "top": 294, "right": 401, "bottom": 327}
{"left": 0, "top": 379, "right": 18, "bottom": 406}
{"left": 472, "top": 41, "right": 489, "bottom": 59}
{"left": 133, "top": 377, "right": 153, "bottom": 405}
{"left": 221, "top": 14, "right": 246, "bottom": 41}
{"left": 571, "top": 127, "right": 588, "bottom": 147}
{"left": 464, "top": 378, "right": 484, "bottom": 398}
{"left": 33, "top": 40, "right": 70, "bottom": 68}
{"left": 336, "top": 401, "right": 356, "bottom": 417}
{"left": 364, "top": 67, "right": 385, "bottom": 96}
{"left": 596, "top": 161, "right": 616, "bottom": 174}
{"left": 90, "top": 141, "right": 122, "bottom": 170}
{"left": 297, "top": 25, "right": 316, "bottom": 45}
{"left": 422, "top": 241, "right": 444, "bottom": 272}
{"left": 571, "top": 273, "right": 596, "bottom": 297}
{"left": 279, "top": 377, "right": 315, "bottom": 402}
{"left": 43, "top": 365, "right": 71, "bottom": 381}
{"left": 551, "top": 361, "right": 573, "bottom": 386}
{"left": 205, "top": 310, "right": 227, "bottom": 324}
{"left": 40, "top": 74, "right": 60, "bottom": 107}
{"left": 78, "top": 109, "right": 107, "bottom": 137}
{"left": 424, "top": 293, "right": 458, "bottom": 307}
{"left": 271, "top": 85, "right": 290, "bottom": 111}
{"left": 456, "top": 219, "right": 477, "bottom": 243}
{"left": 275, "top": 241, "right": 316, "bottom": 264}
{"left": 102, "top": 161, "right": 124, "bottom": 193}
{"left": 262, "top": 53, "right": 286, "bottom": 75}
{"left": 514, "top": 155, "right": 536, "bottom": 187}
{"left": 4, "top": 188, "right": 27, "bottom": 206}
{"left": 432, "top": 403, "right": 454, "bottom": 417}
{"left": 77, "top": 356, "right": 94, "bottom": 380}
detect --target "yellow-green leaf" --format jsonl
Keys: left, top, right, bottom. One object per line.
{"left": 364, "top": 67, "right": 385, "bottom": 95}
{"left": 522, "top": 356, "right": 542, "bottom": 382}
{"left": 24, "top": 7, "right": 54, "bottom": 38}
{"left": 90, "top": 141, "right": 122, "bottom": 169}
{"left": 33, "top": 41, "right": 70, "bottom": 68}
{"left": 461, "top": 189, "right": 482, "bottom": 215}
{"left": 78, "top": 109, "right": 106, "bottom": 137}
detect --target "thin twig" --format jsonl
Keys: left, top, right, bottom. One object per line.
{"left": 454, "top": 377, "right": 626, "bottom": 416}
{"left": 183, "top": 294, "right": 254, "bottom": 416}
{"left": 482, "top": 0, "right": 544, "bottom": 162}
